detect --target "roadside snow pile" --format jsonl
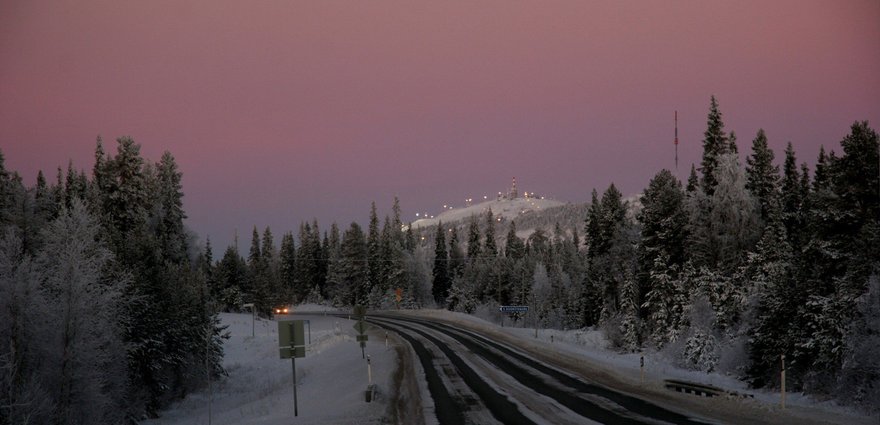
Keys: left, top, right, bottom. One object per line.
{"left": 144, "top": 312, "right": 395, "bottom": 425}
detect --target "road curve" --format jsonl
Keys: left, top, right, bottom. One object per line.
{"left": 368, "top": 314, "right": 713, "bottom": 425}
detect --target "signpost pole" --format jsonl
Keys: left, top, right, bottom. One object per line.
{"left": 292, "top": 355, "right": 298, "bottom": 416}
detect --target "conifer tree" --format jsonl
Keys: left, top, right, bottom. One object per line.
{"left": 700, "top": 96, "right": 730, "bottom": 196}
{"left": 432, "top": 222, "right": 450, "bottom": 306}
{"left": 156, "top": 152, "right": 187, "bottom": 263}
{"left": 484, "top": 209, "right": 497, "bottom": 257}
{"left": 448, "top": 226, "right": 464, "bottom": 279}
{"left": 367, "top": 202, "right": 381, "bottom": 295}
{"left": 619, "top": 270, "right": 641, "bottom": 352}
{"left": 584, "top": 189, "right": 602, "bottom": 262}
{"left": 335, "top": 222, "right": 368, "bottom": 305}
{"left": 466, "top": 215, "right": 481, "bottom": 262}
{"left": 505, "top": 220, "right": 526, "bottom": 260}
{"left": 279, "top": 232, "right": 296, "bottom": 302}
{"left": 745, "top": 129, "right": 781, "bottom": 224}
{"left": 638, "top": 169, "right": 687, "bottom": 271}
{"left": 686, "top": 164, "right": 699, "bottom": 193}
{"left": 780, "top": 142, "right": 806, "bottom": 247}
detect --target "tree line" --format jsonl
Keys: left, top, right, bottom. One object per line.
{"left": 0, "top": 138, "right": 225, "bottom": 423}
{"left": 220, "top": 96, "right": 878, "bottom": 411}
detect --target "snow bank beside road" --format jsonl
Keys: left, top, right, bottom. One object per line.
{"left": 401, "top": 308, "right": 876, "bottom": 425}
{"left": 145, "top": 312, "right": 395, "bottom": 425}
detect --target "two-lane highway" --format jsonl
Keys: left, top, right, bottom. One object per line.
{"left": 368, "top": 314, "right": 713, "bottom": 425}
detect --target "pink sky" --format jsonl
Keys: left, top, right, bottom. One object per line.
{"left": 2, "top": 0, "right": 878, "bottom": 251}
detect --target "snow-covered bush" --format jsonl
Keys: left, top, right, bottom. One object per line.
{"left": 683, "top": 330, "right": 719, "bottom": 372}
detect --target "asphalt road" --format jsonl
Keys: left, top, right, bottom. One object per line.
{"left": 368, "top": 314, "right": 713, "bottom": 425}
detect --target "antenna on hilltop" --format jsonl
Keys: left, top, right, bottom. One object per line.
{"left": 674, "top": 111, "right": 679, "bottom": 171}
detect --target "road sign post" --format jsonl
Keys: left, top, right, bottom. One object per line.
{"left": 278, "top": 320, "right": 306, "bottom": 417}
{"left": 353, "top": 305, "right": 368, "bottom": 358}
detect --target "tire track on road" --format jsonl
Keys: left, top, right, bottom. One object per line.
{"left": 380, "top": 314, "right": 711, "bottom": 425}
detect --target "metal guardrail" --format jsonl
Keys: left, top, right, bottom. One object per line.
{"left": 664, "top": 379, "right": 754, "bottom": 399}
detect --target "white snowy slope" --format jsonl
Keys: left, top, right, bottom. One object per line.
{"left": 410, "top": 197, "right": 565, "bottom": 230}
{"left": 144, "top": 308, "right": 397, "bottom": 425}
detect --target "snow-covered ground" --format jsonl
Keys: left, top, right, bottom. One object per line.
{"left": 145, "top": 306, "right": 398, "bottom": 425}
{"left": 147, "top": 305, "right": 876, "bottom": 424}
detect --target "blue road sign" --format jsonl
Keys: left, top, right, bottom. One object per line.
{"left": 500, "top": 305, "right": 529, "bottom": 313}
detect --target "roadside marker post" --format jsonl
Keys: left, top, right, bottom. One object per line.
{"left": 781, "top": 354, "right": 786, "bottom": 409}
{"left": 640, "top": 355, "right": 645, "bottom": 385}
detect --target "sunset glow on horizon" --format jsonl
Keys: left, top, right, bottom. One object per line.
{"left": 2, "top": 0, "right": 878, "bottom": 250}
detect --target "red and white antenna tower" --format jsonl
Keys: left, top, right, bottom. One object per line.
{"left": 674, "top": 111, "right": 679, "bottom": 171}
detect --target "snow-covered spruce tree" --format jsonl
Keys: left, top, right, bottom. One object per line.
{"left": 367, "top": 202, "right": 381, "bottom": 298}
{"left": 484, "top": 208, "right": 498, "bottom": 258}
{"left": 637, "top": 169, "right": 687, "bottom": 324}
{"left": 837, "top": 275, "right": 880, "bottom": 414}
{"left": 745, "top": 129, "right": 781, "bottom": 225}
{"left": 793, "top": 122, "right": 879, "bottom": 392}
{"left": 466, "top": 215, "right": 481, "bottom": 263}
{"left": 618, "top": 269, "right": 641, "bottom": 352}
{"left": 432, "top": 221, "right": 450, "bottom": 307}
{"left": 335, "top": 222, "right": 368, "bottom": 306}
{"left": 261, "top": 226, "right": 282, "bottom": 309}
{"left": 504, "top": 220, "right": 526, "bottom": 260}
{"left": 780, "top": 142, "right": 807, "bottom": 249}
{"left": 448, "top": 225, "right": 465, "bottom": 280}
{"left": 642, "top": 254, "right": 680, "bottom": 348}
{"left": 215, "top": 243, "right": 248, "bottom": 309}
{"left": 681, "top": 296, "right": 720, "bottom": 373}
{"left": 684, "top": 176, "right": 712, "bottom": 269}
{"left": 584, "top": 188, "right": 602, "bottom": 265}
{"left": 247, "top": 226, "right": 270, "bottom": 315}
{"left": 709, "top": 153, "right": 760, "bottom": 273}
{"left": 36, "top": 200, "right": 129, "bottom": 425}
{"left": 155, "top": 151, "right": 188, "bottom": 264}
{"left": 279, "top": 231, "right": 297, "bottom": 302}
{"left": 584, "top": 184, "right": 631, "bottom": 324}
{"left": 447, "top": 262, "right": 480, "bottom": 314}
{"left": 700, "top": 95, "right": 731, "bottom": 197}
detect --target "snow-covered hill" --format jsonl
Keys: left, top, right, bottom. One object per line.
{"left": 410, "top": 197, "right": 565, "bottom": 230}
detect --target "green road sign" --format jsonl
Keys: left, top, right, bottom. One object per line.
{"left": 278, "top": 320, "right": 306, "bottom": 359}
{"left": 356, "top": 334, "right": 369, "bottom": 342}
{"left": 353, "top": 321, "right": 368, "bottom": 334}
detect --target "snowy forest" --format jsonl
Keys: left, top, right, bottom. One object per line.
{"left": 1, "top": 97, "right": 878, "bottom": 421}
{"left": 209, "top": 97, "right": 879, "bottom": 412}
{"left": 0, "top": 139, "right": 225, "bottom": 423}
